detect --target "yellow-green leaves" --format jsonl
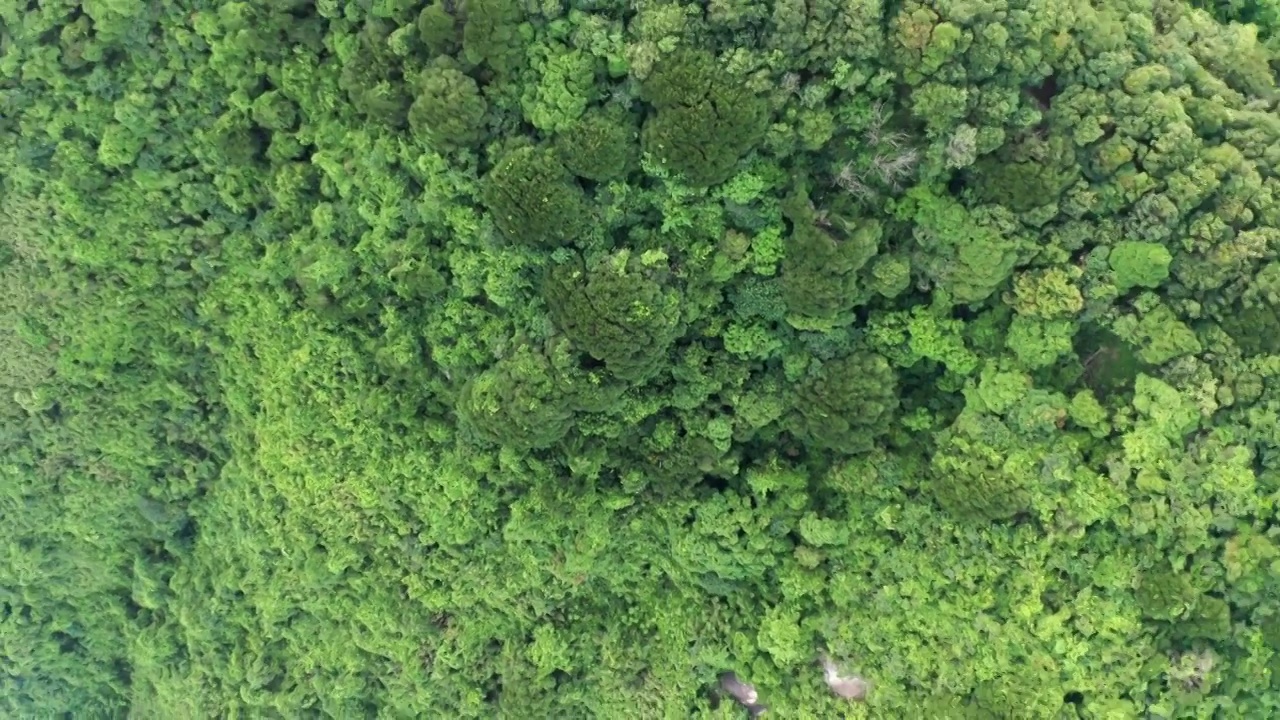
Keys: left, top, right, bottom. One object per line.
{"left": 1109, "top": 241, "right": 1172, "bottom": 290}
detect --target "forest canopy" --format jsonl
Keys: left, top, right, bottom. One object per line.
{"left": 3, "top": 0, "right": 1280, "bottom": 717}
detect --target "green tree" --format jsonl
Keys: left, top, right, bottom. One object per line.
{"left": 779, "top": 193, "right": 882, "bottom": 331}
{"left": 555, "top": 109, "right": 637, "bottom": 182}
{"left": 250, "top": 90, "right": 298, "bottom": 131}
{"left": 409, "top": 62, "right": 489, "bottom": 151}
{"left": 418, "top": 3, "right": 459, "bottom": 56}
{"left": 898, "top": 186, "right": 1022, "bottom": 305}
{"left": 338, "top": 25, "right": 412, "bottom": 126}
{"left": 462, "top": 0, "right": 527, "bottom": 76}
{"left": 457, "top": 344, "right": 577, "bottom": 450}
{"left": 522, "top": 45, "right": 596, "bottom": 133}
{"left": 929, "top": 411, "right": 1037, "bottom": 522}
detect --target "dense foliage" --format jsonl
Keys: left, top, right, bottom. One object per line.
{"left": 3, "top": 0, "right": 1280, "bottom": 716}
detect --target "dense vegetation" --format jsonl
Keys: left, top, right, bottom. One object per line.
{"left": 3, "top": 0, "right": 1280, "bottom": 716}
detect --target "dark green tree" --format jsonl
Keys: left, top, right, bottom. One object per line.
{"left": 929, "top": 412, "right": 1036, "bottom": 522}
{"left": 479, "top": 146, "right": 590, "bottom": 247}
{"left": 555, "top": 109, "right": 637, "bottom": 183}
{"left": 779, "top": 191, "right": 882, "bottom": 330}
{"left": 543, "top": 251, "right": 683, "bottom": 383}
{"left": 787, "top": 352, "right": 899, "bottom": 454}
{"left": 418, "top": 3, "right": 459, "bottom": 56}
{"left": 338, "top": 23, "right": 412, "bottom": 126}
{"left": 1136, "top": 568, "right": 1196, "bottom": 622}
{"left": 639, "top": 49, "right": 769, "bottom": 186}
{"left": 966, "top": 133, "right": 1079, "bottom": 212}
{"left": 462, "top": 0, "right": 527, "bottom": 77}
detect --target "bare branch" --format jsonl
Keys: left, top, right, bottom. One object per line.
{"left": 870, "top": 148, "right": 920, "bottom": 184}
{"left": 879, "top": 131, "right": 908, "bottom": 150}
{"left": 834, "top": 162, "right": 876, "bottom": 200}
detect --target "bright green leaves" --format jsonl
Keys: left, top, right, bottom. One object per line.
{"left": 866, "top": 254, "right": 911, "bottom": 299}
{"left": 480, "top": 146, "right": 589, "bottom": 247}
{"left": 1224, "top": 530, "right": 1280, "bottom": 600}
{"left": 1068, "top": 390, "right": 1110, "bottom": 436}
{"left": 1010, "top": 267, "right": 1084, "bottom": 320}
{"left": 757, "top": 605, "right": 810, "bottom": 667}
{"left": 250, "top": 90, "right": 298, "bottom": 132}
{"left": 787, "top": 352, "right": 899, "bottom": 454}
{"left": 97, "top": 123, "right": 146, "bottom": 168}
{"left": 899, "top": 186, "right": 1021, "bottom": 305}
{"left": 543, "top": 251, "right": 683, "bottom": 383}
{"left": 928, "top": 366, "right": 1081, "bottom": 524}
{"left": 1005, "top": 267, "right": 1083, "bottom": 369}
{"left": 1132, "top": 375, "right": 1200, "bottom": 440}
{"left": 522, "top": 45, "right": 595, "bottom": 133}
{"left": 909, "top": 82, "right": 970, "bottom": 135}
{"left": 458, "top": 344, "right": 576, "bottom": 450}
{"left": 1109, "top": 241, "right": 1173, "bottom": 290}
{"left": 965, "top": 367, "right": 1032, "bottom": 416}
{"left": 1006, "top": 316, "right": 1076, "bottom": 369}
{"left": 409, "top": 63, "right": 488, "bottom": 151}
{"left": 639, "top": 49, "right": 769, "bottom": 187}
{"left": 1115, "top": 305, "right": 1202, "bottom": 365}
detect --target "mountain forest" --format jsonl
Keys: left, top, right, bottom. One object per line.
{"left": 4, "top": 0, "right": 1280, "bottom": 716}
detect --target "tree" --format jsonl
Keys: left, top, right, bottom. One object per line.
{"left": 898, "top": 186, "right": 1022, "bottom": 305}
{"left": 522, "top": 45, "right": 596, "bottom": 133}
{"left": 779, "top": 192, "right": 882, "bottom": 331}
{"left": 1009, "top": 267, "right": 1084, "bottom": 319}
{"left": 462, "top": 0, "right": 527, "bottom": 76}
{"left": 543, "top": 251, "right": 683, "bottom": 383}
{"left": 480, "top": 146, "right": 590, "bottom": 247}
{"left": 338, "top": 24, "right": 412, "bottom": 127}
{"left": 418, "top": 3, "right": 459, "bottom": 56}
{"left": 787, "top": 352, "right": 898, "bottom": 454}
{"left": 250, "top": 90, "right": 298, "bottom": 132}
{"left": 929, "top": 412, "right": 1036, "bottom": 522}
{"left": 1109, "top": 241, "right": 1172, "bottom": 290}
{"left": 409, "top": 62, "right": 489, "bottom": 151}
{"left": 639, "top": 49, "right": 769, "bottom": 186}
{"left": 457, "top": 344, "right": 577, "bottom": 450}
{"left": 555, "top": 109, "right": 637, "bottom": 183}
{"left": 967, "top": 133, "right": 1079, "bottom": 213}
